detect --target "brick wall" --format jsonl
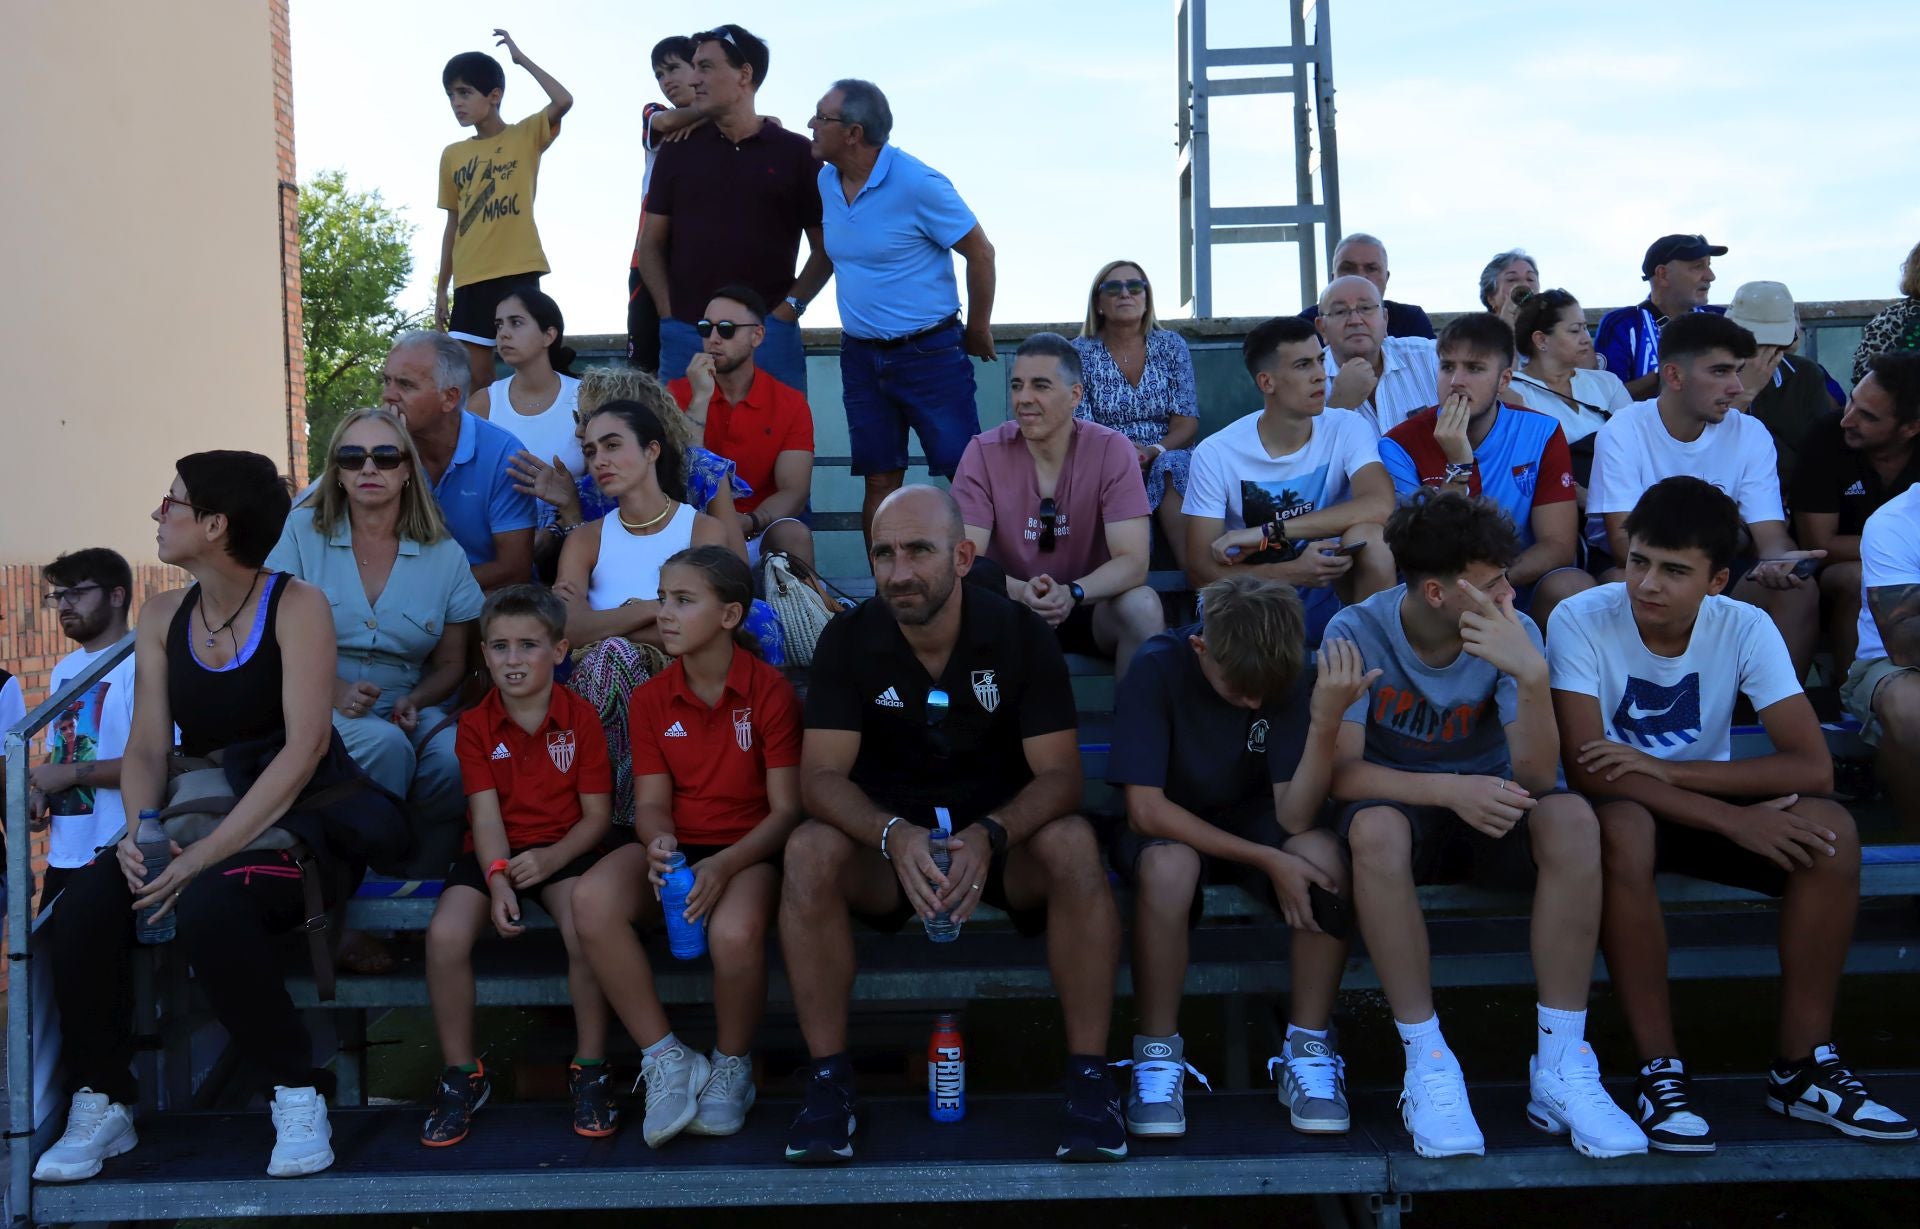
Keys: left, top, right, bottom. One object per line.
{"left": 272, "top": 0, "right": 308, "bottom": 489}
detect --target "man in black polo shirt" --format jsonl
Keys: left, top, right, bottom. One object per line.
{"left": 636, "top": 24, "right": 832, "bottom": 393}
{"left": 780, "top": 486, "right": 1125, "bottom": 1165}
{"left": 1792, "top": 353, "right": 1920, "bottom": 669}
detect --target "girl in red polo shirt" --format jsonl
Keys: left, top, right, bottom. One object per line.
{"left": 573, "top": 546, "right": 802, "bottom": 1148}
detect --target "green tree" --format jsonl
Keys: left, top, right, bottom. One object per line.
{"left": 300, "top": 170, "right": 423, "bottom": 475}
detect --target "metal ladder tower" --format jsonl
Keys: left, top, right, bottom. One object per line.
{"left": 1176, "top": 0, "right": 1342, "bottom": 317}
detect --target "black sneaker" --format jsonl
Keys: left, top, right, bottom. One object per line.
{"left": 570, "top": 1063, "right": 621, "bottom": 1138}
{"left": 1634, "top": 1057, "right": 1715, "bottom": 1154}
{"left": 421, "top": 1064, "right": 490, "bottom": 1147}
{"left": 1057, "top": 1058, "right": 1128, "bottom": 1162}
{"left": 785, "top": 1058, "right": 858, "bottom": 1164}
{"left": 1766, "top": 1044, "right": 1917, "bottom": 1141}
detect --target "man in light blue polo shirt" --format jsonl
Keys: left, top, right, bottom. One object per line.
{"left": 809, "top": 78, "right": 998, "bottom": 542}
{"left": 381, "top": 330, "right": 537, "bottom": 589}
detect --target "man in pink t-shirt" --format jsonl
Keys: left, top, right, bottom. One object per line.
{"left": 951, "top": 332, "right": 1165, "bottom": 680}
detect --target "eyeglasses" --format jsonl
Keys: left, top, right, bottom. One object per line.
{"left": 1098, "top": 279, "right": 1149, "bottom": 297}
{"left": 696, "top": 318, "right": 757, "bottom": 340}
{"left": 925, "top": 687, "right": 952, "bottom": 759}
{"left": 158, "top": 493, "right": 211, "bottom": 518}
{"left": 811, "top": 113, "right": 851, "bottom": 126}
{"left": 43, "top": 583, "right": 103, "bottom": 609}
{"left": 335, "top": 445, "right": 406, "bottom": 471}
{"left": 1037, "top": 497, "right": 1058, "bottom": 552}
{"left": 1322, "top": 303, "right": 1383, "bottom": 322}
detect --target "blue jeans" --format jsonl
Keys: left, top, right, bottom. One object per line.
{"left": 841, "top": 322, "right": 981, "bottom": 478}
{"left": 660, "top": 316, "right": 808, "bottom": 394}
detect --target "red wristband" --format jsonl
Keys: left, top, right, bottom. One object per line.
{"left": 485, "top": 858, "right": 511, "bottom": 884}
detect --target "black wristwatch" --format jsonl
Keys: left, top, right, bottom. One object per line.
{"left": 975, "top": 816, "right": 1009, "bottom": 855}
{"left": 1067, "top": 581, "right": 1086, "bottom": 606}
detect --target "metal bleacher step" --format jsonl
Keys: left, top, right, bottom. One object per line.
{"left": 34, "top": 1076, "right": 1920, "bottom": 1224}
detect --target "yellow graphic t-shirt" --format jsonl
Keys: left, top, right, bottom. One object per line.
{"left": 438, "top": 111, "right": 555, "bottom": 287}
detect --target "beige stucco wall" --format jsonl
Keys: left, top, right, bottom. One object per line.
{"left": 1, "top": 0, "right": 287, "bottom": 565}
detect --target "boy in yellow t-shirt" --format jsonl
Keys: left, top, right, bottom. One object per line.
{"left": 436, "top": 29, "right": 573, "bottom": 393}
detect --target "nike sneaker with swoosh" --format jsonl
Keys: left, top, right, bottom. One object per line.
{"left": 1766, "top": 1044, "right": 1916, "bottom": 1141}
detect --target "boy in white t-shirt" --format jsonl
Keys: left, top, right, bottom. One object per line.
{"left": 1588, "top": 312, "right": 1822, "bottom": 679}
{"left": 1842, "top": 482, "right": 1920, "bottom": 824}
{"left": 1185, "top": 315, "right": 1396, "bottom": 642}
{"left": 32, "top": 550, "right": 139, "bottom": 908}
{"left": 1549, "top": 477, "right": 1912, "bottom": 1152}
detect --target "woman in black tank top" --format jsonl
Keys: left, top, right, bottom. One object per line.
{"left": 41, "top": 451, "right": 381, "bottom": 1183}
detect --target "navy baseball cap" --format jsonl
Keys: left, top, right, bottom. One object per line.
{"left": 1642, "top": 234, "right": 1728, "bottom": 280}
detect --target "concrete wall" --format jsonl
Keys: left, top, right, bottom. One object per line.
{"left": 0, "top": 0, "right": 296, "bottom": 568}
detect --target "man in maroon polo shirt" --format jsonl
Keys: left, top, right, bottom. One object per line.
{"left": 637, "top": 24, "right": 831, "bottom": 394}
{"left": 669, "top": 284, "right": 818, "bottom": 571}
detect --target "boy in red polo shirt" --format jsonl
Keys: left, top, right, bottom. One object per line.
{"left": 573, "top": 546, "right": 802, "bottom": 1148}
{"left": 423, "top": 585, "right": 614, "bottom": 1148}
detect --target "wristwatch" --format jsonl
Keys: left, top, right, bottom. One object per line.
{"left": 785, "top": 295, "right": 808, "bottom": 318}
{"left": 1067, "top": 581, "right": 1086, "bottom": 606}
{"left": 975, "top": 816, "right": 1009, "bottom": 856}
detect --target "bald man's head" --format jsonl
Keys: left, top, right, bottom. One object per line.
{"left": 868, "top": 484, "right": 972, "bottom": 627}
{"left": 873, "top": 484, "right": 964, "bottom": 547}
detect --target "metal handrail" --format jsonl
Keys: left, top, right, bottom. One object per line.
{"left": 5, "top": 632, "right": 134, "bottom": 1227}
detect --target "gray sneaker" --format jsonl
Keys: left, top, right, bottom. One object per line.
{"left": 641, "top": 1043, "right": 711, "bottom": 1148}
{"left": 1269, "top": 1033, "right": 1350, "bottom": 1133}
{"left": 687, "top": 1051, "right": 757, "bottom": 1136}
{"left": 1121, "top": 1035, "right": 1211, "bottom": 1137}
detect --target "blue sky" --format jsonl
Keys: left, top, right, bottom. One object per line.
{"left": 292, "top": 0, "right": 1920, "bottom": 336}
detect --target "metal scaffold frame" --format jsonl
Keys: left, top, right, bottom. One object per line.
{"left": 1177, "top": 0, "right": 1342, "bottom": 317}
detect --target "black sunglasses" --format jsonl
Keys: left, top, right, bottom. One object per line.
{"left": 1098, "top": 278, "right": 1149, "bottom": 297}
{"left": 696, "top": 318, "right": 757, "bottom": 340}
{"left": 925, "top": 687, "right": 952, "bottom": 759}
{"left": 335, "top": 445, "right": 406, "bottom": 471}
{"left": 1037, "top": 497, "right": 1058, "bottom": 552}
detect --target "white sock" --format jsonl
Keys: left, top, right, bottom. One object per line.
{"left": 1536, "top": 1004, "right": 1587, "bottom": 1071}
{"left": 1395, "top": 1014, "right": 1447, "bottom": 1069}
{"left": 642, "top": 1032, "right": 681, "bottom": 1063}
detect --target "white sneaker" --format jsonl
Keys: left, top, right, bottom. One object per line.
{"left": 1527, "top": 1047, "right": 1648, "bottom": 1159}
{"left": 267, "top": 1086, "right": 335, "bottom": 1177}
{"left": 1399, "top": 1047, "right": 1485, "bottom": 1158}
{"left": 33, "top": 1090, "right": 137, "bottom": 1181}
{"left": 687, "top": 1051, "right": 757, "bottom": 1136}
{"left": 641, "top": 1043, "right": 711, "bottom": 1148}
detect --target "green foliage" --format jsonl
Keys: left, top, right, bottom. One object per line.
{"left": 300, "top": 170, "right": 423, "bottom": 475}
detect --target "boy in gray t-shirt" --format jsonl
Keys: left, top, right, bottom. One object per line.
{"left": 1327, "top": 491, "right": 1642, "bottom": 1163}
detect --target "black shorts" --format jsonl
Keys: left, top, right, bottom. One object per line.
{"left": 1336, "top": 793, "right": 1558, "bottom": 890}
{"left": 443, "top": 842, "right": 600, "bottom": 910}
{"left": 1651, "top": 815, "right": 1790, "bottom": 898}
{"left": 851, "top": 811, "right": 1047, "bottom": 938}
{"left": 1111, "top": 796, "right": 1321, "bottom": 927}
{"left": 1056, "top": 604, "right": 1103, "bottom": 657}
{"left": 448, "top": 272, "right": 542, "bottom": 347}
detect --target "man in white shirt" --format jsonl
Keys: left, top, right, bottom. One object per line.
{"left": 1315, "top": 276, "right": 1440, "bottom": 435}
{"left": 32, "top": 550, "right": 139, "bottom": 908}
{"left": 1842, "top": 480, "right": 1920, "bottom": 825}
{"left": 1549, "top": 476, "right": 1911, "bottom": 1151}
{"left": 1589, "top": 313, "right": 1821, "bottom": 679}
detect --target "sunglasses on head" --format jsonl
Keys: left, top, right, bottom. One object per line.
{"left": 925, "top": 687, "right": 952, "bottom": 759}
{"left": 1037, "top": 497, "right": 1058, "bottom": 552}
{"left": 696, "top": 318, "right": 756, "bottom": 340}
{"left": 335, "top": 445, "right": 406, "bottom": 471}
{"left": 1098, "top": 279, "right": 1149, "bottom": 297}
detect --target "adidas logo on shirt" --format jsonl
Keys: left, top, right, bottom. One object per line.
{"left": 1845, "top": 480, "right": 1867, "bottom": 496}
{"left": 490, "top": 742, "right": 511, "bottom": 761}
{"left": 875, "top": 686, "right": 905, "bottom": 709}
{"left": 664, "top": 721, "right": 689, "bottom": 738}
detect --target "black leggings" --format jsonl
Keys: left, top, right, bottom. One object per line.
{"left": 48, "top": 848, "right": 350, "bottom": 1104}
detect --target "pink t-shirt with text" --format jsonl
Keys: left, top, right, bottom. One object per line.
{"left": 951, "top": 418, "right": 1151, "bottom": 583}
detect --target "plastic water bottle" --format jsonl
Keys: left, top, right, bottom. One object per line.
{"left": 135, "top": 809, "right": 176, "bottom": 944}
{"left": 923, "top": 808, "right": 962, "bottom": 943}
{"left": 928, "top": 1012, "right": 966, "bottom": 1122}
{"left": 660, "top": 851, "right": 707, "bottom": 960}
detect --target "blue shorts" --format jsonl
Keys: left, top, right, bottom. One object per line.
{"left": 659, "top": 316, "right": 808, "bottom": 394}
{"left": 840, "top": 321, "right": 981, "bottom": 478}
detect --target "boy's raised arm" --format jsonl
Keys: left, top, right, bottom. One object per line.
{"left": 494, "top": 29, "right": 572, "bottom": 127}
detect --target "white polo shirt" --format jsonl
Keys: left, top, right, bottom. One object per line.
{"left": 1323, "top": 336, "right": 1439, "bottom": 435}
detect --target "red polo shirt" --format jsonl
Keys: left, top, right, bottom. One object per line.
{"left": 628, "top": 648, "right": 802, "bottom": 845}
{"left": 456, "top": 685, "right": 611, "bottom": 851}
{"left": 668, "top": 368, "right": 814, "bottom": 514}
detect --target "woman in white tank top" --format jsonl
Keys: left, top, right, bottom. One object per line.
{"left": 468, "top": 287, "right": 584, "bottom": 475}
{"left": 557, "top": 398, "right": 729, "bottom": 649}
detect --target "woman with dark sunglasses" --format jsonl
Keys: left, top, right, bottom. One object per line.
{"left": 265, "top": 408, "right": 484, "bottom": 886}
{"left": 1073, "top": 260, "right": 1199, "bottom": 567}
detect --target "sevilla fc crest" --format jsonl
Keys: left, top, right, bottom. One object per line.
{"left": 971, "top": 670, "right": 1001, "bottom": 713}
{"left": 733, "top": 707, "right": 754, "bottom": 752}
{"left": 547, "top": 730, "right": 576, "bottom": 773}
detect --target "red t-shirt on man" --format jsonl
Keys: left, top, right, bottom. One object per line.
{"left": 456, "top": 684, "right": 611, "bottom": 851}
{"left": 628, "top": 648, "right": 802, "bottom": 846}
{"left": 669, "top": 368, "right": 814, "bottom": 515}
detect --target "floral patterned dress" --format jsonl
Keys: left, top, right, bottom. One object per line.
{"left": 1072, "top": 329, "right": 1197, "bottom": 509}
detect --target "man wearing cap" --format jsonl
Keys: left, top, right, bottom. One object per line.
{"left": 1594, "top": 235, "right": 1728, "bottom": 400}
{"left": 1299, "top": 233, "right": 1436, "bottom": 340}
{"left": 1726, "top": 282, "right": 1841, "bottom": 490}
